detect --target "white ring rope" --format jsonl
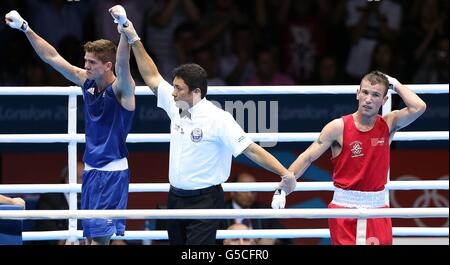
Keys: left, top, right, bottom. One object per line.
{"left": 0, "top": 84, "right": 448, "bottom": 241}
{"left": 0, "top": 208, "right": 447, "bottom": 220}
{"left": 0, "top": 181, "right": 448, "bottom": 194}
{"left": 0, "top": 131, "right": 448, "bottom": 143}
{"left": 22, "top": 227, "right": 449, "bottom": 241}
{"left": 0, "top": 84, "right": 448, "bottom": 96}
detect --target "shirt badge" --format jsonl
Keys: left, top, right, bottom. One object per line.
{"left": 191, "top": 128, "right": 203, "bottom": 143}
{"left": 371, "top": 138, "right": 386, "bottom": 146}
{"left": 87, "top": 87, "right": 95, "bottom": 95}
{"left": 350, "top": 141, "right": 364, "bottom": 158}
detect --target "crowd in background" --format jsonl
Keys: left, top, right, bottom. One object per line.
{"left": 0, "top": 0, "right": 448, "bottom": 245}
{"left": 0, "top": 0, "right": 448, "bottom": 88}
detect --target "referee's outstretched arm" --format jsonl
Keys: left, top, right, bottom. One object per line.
{"left": 242, "top": 143, "right": 291, "bottom": 177}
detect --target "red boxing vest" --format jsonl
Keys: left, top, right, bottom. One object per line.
{"left": 331, "top": 114, "right": 390, "bottom": 192}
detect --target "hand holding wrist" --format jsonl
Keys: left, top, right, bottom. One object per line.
{"left": 278, "top": 171, "right": 296, "bottom": 195}
{"left": 118, "top": 21, "right": 140, "bottom": 44}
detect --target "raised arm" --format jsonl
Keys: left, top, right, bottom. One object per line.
{"left": 130, "top": 40, "right": 163, "bottom": 95}
{"left": 5, "top": 10, "right": 86, "bottom": 87}
{"left": 110, "top": 5, "right": 163, "bottom": 95}
{"left": 109, "top": 6, "right": 163, "bottom": 96}
{"left": 109, "top": 5, "right": 135, "bottom": 110}
{"left": 382, "top": 74, "right": 427, "bottom": 138}
{"left": 112, "top": 32, "right": 135, "bottom": 111}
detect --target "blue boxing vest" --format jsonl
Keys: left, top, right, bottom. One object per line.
{"left": 82, "top": 79, "right": 135, "bottom": 168}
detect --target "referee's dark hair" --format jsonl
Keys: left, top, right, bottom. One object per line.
{"left": 173, "top": 63, "right": 208, "bottom": 98}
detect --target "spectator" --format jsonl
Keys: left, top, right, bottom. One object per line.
{"left": 93, "top": 0, "right": 148, "bottom": 44}
{"left": 245, "top": 47, "right": 295, "bottom": 86}
{"left": 197, "top": 0, "right": 250, "bottom": 58}
{"left": 143, "top": 0, "right": 201, "bottom": 80}
{"left": 344, "top": 0, "right": 402, "bottom": 81}
{"left": 27, "top": 0, "right": 89, "bottom": 47}
{"left": 401, "top": 0, "right": 448, "bottom": 83}
{"left": 309, "top": 54, "right": 344, "bottom": 85}
{"left": 223, "top": 223, "right": 256, "bottom": 245}
{"left": 32, "top": 162, "right": 84, "bottom": 245}
{"left": 279, "top": 0, "right": 329, "bottom": 83}
{"left": 222, "top": 172, "right": 291, "bottom": 245}
{"left": 192, "top": 46, "right": 226, "bottom": 86}
{"left": 219, "top": 24, "right": 257, "bottom": 85}
{"left": 369, "top": 42, "right": 405, "bottom": 81}
{"left": 413, "top": 36, "right": 449, "bottom": 84}
{"left": 173, "top": 23, "right": 204, "bottom": 67}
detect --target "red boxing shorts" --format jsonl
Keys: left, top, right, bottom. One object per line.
{"left": 328, "top": 202, "right": 393, "bottom": 245}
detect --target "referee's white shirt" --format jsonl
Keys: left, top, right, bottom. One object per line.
{"left": 157, "top": 80, "right": 254, "bottom": 190}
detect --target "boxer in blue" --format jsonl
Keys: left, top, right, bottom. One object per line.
{"left": 5, "top": 8, "right": 136, "bottom": 245}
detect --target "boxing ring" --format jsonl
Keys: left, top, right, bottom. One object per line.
{"left": 0, "top": 84, "right": 448, "bottom": 243}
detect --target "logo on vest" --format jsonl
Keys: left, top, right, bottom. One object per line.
{"left": 191, "top": 128, "right": 203, "bottom": 143}
{"left": 371, "top": 137, "right": 386, "bottom": 146}
{"left": 87, "top": 87, "right": 95, "bottom": 95}
{"left": 350, "top": 141, "right": 364, "bottom": 158}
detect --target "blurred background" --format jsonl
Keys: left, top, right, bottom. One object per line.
{"left": 0, "top": 0, "right": 448, "bottom": 245}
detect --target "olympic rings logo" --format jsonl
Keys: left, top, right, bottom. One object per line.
{"left": 366, "top": 237, "right": 380, "bottom": 245}
{"left": 390, "top": 175, "right": 449, "bottom": 227}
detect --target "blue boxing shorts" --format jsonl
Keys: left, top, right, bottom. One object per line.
{"left": 81, "top": 169, "right": 129, "bottom": 238}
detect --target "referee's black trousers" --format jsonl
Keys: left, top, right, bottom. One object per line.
{"left": 167, "top": 185, "right": 224, "bottom": 245}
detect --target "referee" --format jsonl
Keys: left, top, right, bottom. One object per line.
{"left": 110, "top": 7, "right": 295, "bottom": 245}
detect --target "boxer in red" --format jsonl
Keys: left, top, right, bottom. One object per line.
{"left": 271, "top": 71, "right": 427, "bottom": 245}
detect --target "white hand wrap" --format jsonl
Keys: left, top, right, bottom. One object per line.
{"left": 5, "top": 10, "right": 28, "bottom": 32}
{"left": 109, "top": 5, "right": 128, "bottom": 26}
{"left": 118, "top": 21, "right": 140, "bottom": 44}
{"left": 278, "top": 172, "right": 296, "bottom": 195}
{"left": 384, "top": 73, "right": 400, "bottom": 91}
{"left": 271, "top": 189, "right": 286, "bottom": 209}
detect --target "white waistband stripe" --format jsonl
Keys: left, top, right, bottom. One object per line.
{"left": 84, "top": 158, "right": 128, "bottom": 171}
{"left": 332, "top": 187, "right": 386, "bottom": 208}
